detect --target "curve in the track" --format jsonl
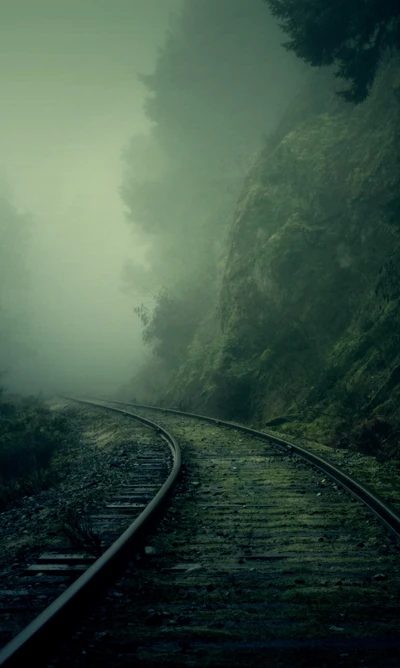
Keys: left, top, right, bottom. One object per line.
{"left": 0, "top": 398, "right": 181, "bottom": 667}
{"left": 97, "top": 399, "right": 400, "bottom": 541}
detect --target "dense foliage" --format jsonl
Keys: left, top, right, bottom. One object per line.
{"left": 122, "top": 3, "right": 400, "bottom": 459}
{"left": 168, "top": 56, "right": 400, "bottom": 456}
{"left": 0, "top": 196, "right": 31, "bottom": 377}
{"left": 134, "top": 287, "right": 209, "bottom": 367}
{"left": 122, "top": 0, "right": 303, "bottom": 395}
{"left": 0, "top": 393, "right": 72, "bottom": 508}
{"left": 265, "top": 0, "right": 400, "bottom": 102}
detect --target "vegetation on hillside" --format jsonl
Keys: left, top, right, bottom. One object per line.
{"left": 164, "top": 57, "right": 400, "bottom": 458}
{"left": 121, "top": 0, "right": 304, "bottom": 396}
{"left": 265, "top": 0, "right": 400, "bottom": 102}
{"left": 125, "top": 1, "right": 400, "bottom": 460}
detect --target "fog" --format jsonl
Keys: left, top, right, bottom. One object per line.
{"left": 1, "top": 0, "right": 305, "bottom": 401}
{"left": 0, "top": 0, "right": 182, "bottom": 395}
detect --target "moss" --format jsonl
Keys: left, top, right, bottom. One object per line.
{"left": 146, "top": 59, "right": 400, "bottom": 459}
{"left": 206, "top": 60, "right": 400, "bottom": 443}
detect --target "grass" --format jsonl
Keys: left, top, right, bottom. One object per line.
{"left": 58, "top": 502, "right": 102, "bottom": 556}
{"left": 0, "top": 390, "right": 75, "bottom": 509}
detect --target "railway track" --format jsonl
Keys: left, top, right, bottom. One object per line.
{"left": 50, "top": 400, "right": 400, "bottom": 668}
{"left": 1, "top": 398, "right": 400, "bottom": 667}
{"left": 0, "top": 399, "right": 181, "bottom": 666}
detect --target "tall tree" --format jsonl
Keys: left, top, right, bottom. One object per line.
{"left": 265, "top": 0, "right": 400, "bottom": 102}
{"left": 121, "top": 0, "right": 303, "bottom": 285}
{"left": 122, "top": 0, "right": 304, "bottom": 367}
{"left": 0, "top": 196, "right": 30, "bottom": 376}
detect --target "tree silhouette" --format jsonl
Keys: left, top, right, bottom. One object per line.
{"left": 265, "top": 0, "right": 400, "bottom": 102}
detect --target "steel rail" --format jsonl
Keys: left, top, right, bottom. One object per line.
{"left": 104, "top": 398, "right": 400, "bottom": 543}
{"left": 0, "top": 398, "right": 181, "bottom": 667}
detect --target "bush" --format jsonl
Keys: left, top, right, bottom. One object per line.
{"left": 0, "top": 393, "right": 72, "bottom": 509}
{"left": 349, "top": 416, "right": 398, "bottom": 459}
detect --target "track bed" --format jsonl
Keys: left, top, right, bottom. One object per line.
{"left": 49, "top": 406, "right": 400, "bottom": 668}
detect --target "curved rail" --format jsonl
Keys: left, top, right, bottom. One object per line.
{"left": 104, "top": 398, "right": 400, "bottom": 542}
{"left": 0, "top": 398, "right": 181, "bottom": 667}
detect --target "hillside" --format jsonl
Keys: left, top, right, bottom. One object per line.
{"left": 163, "top": 58, "right": 400, "bottom": 457}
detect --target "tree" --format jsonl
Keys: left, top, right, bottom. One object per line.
{"left": 121, "top": 0, "right": 304, "bottom": 295}
{"left": 265, "top": 0, "right": 400, "bottom": 102}
{"left": 0, "top": 196, "right": 30, "bottom": 375}
{"left": 122, "top": 0, "right": 304, "bottom": 383}
{"left": 134, "top": 288, "right": 209, "bottom": 366}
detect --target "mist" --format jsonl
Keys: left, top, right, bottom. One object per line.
{"left": 0, "top": 0, "right": 182, "bottom": 395}
{"left": 3, "top": 0, "right": 392, "bottom": 423}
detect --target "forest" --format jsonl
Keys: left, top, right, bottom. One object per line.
{"left": 1, "top": 0, "right": 400, "bottom": 504}
{"left": 1, "top": 2, "right": 400, "bottom": 666}
{"left": 122, "top": 0, "right": 400, "bottom": 461}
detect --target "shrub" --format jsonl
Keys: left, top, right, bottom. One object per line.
{"left": 349, "top": 416, "right": 398, "bottom": 459}
{"left": 0, "top": 393, "right": 72, "bottom": 509}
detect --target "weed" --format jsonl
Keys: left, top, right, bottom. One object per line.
{"left": 58, "top": 502, "right": 102, "bottom": 557}
{"left": 0, "top": 393, "right": 75, "bottom": 509}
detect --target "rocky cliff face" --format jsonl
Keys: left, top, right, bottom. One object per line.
{"left": 169, "top": 59, "right": 400, "bottom": 453}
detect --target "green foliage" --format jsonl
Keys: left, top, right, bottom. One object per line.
{"left": 265, "top": 0, "right": 400, "bottom": 102}
{"left": 0, "top": 395, "right": 72, "bottom": 509}
{"left": 0, "top": 196, "right": 31, "bottom": 373}
{"left": 376, "top": 257, "right": 400, "bottom": 301}
{"left": 347, "top": 416, "right": 398, "bottom": 459}
{"left": 121, "top": 0, "right": 304, "bottom": 385}
{"left": 140, "top": 0, "right": 301, "bottom": 164}
{"left": 175, "top": 53, "right": 400, "bottom": 437}
{"left": 123, "top": 2, "right": 400, "bottom": 456}
{"left": 134, "top": 287, "right": 210, "bottom": 367}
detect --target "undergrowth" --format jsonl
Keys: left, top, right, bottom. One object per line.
{"left": 58, "top": 502, "right": 102, "bottom": 556}
{"left": 0, "top": 390, "right": 75, "bottom": 510}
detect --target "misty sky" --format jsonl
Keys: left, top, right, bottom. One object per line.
{"left": 0, "top": 0, "right": 182, "bottom": 394}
